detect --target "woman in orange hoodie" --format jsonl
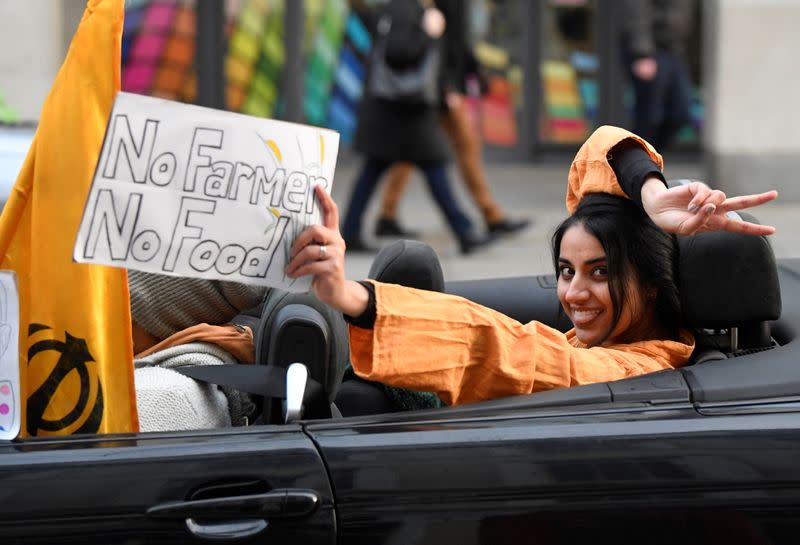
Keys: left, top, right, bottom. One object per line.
{"left": 287, "top": 126, "right": 777, "bottom": 406}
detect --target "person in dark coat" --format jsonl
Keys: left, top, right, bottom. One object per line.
{"left": 620, "top": 0, "right": 697, "bottom": 150}
{"left": 341, "top": 0, "right": 490, "bottom": 254}
{"left": 372, "top": 0, "right": 530, "bottom": 241}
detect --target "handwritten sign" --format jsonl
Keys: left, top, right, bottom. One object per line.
{"left": 0, "top": 271, "right": 20, "bottom": 440}
{"left": 73, "top": 92, "right": 340, "bottom": 292}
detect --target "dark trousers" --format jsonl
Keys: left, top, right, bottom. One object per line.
{"left": 628, "top": 50, "right": 694, "bottom": 150}
{"left": 342, "top": 157, "right": 473, "bottom": 241}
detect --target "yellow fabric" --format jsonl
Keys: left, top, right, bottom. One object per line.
{"left": 566, "top": 125, "right": 663, "bottom": 213}
{"left": 348, "top": 125, "right": 692, "bottom": 406}
{"left": 0, "top": 0, "right": 137, "bottom": 435}
{"left": 349, "top": 282, "right": 694, "bottom": 406}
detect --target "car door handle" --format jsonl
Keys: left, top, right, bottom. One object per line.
{"left": 147, "top": 489, "right": 319, "bottom": 540}
{"left": 147, "top": 488, "right": 319, "bottom": 520}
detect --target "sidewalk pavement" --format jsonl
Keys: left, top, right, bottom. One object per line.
{"left": 331, "top": 153, "right": 798, "bottom": 283}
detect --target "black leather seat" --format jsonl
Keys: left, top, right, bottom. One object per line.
{"left": 254, "top": 290, "right": 349, "bottom": 421}
{"left": 678, "top": 212, "right": 781, "bottom": 358}
{"left": 368, "top": 217, "right": 782, "bottom": 365}
{"left": 366, "top": 239, "right": 445, "bottom": 292}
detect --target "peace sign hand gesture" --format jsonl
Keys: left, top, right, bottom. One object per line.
{"left": 641, "top": 178, "right": 778, "bottom": 237}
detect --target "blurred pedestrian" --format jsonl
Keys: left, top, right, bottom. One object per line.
{"left": 341, "top": 0, "right": 491, "bottom": 254}
{"left": 620, "top": 0, "right": 697, "bottom": 150}
{"left": 373, "top": 0, "right": 530, "bottom": 240}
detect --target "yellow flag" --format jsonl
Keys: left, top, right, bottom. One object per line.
{"left": 0, "top": 0, "right": 137, "bottom": 436}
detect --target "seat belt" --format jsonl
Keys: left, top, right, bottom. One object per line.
{"left": 175, "top": 364, "right": 330, "bottom": 420}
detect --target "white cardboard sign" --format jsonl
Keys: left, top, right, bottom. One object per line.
{"left": 0, "top": 271, "right": 20, "bottom": 440}
{"left": 73, "top": 92, "right": 339, "bottom": 292}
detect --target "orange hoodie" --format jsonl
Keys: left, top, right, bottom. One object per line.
{"left": 348, "top": 126, "right": 693, "bottom": 406}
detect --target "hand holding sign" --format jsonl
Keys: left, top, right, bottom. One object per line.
{"left": 287, "top": 186, "right": 371, "bottom": 318}
{"left": 74, "top": 93, "right": 340, "bottom": 293}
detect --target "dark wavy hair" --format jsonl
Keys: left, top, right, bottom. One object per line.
{"left": 551, "top": 193, "right": 682, "bottom": 344}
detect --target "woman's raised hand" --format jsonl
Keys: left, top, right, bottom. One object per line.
{"left": 641, "top": 178, "right": 778, "bottom": 236}
{"left": 286, "top": 185, "right": 369, "bottom": 317}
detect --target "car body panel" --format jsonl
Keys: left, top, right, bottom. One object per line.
{"left": 310, "top": 402, "right": 800, "bottom": 545}
{"left": 0, "top": 427, "right": 335, "bottom": 544}
{"left": 303, "top": 256, "right": 800, "bottom": 544}
{"left": 0, "top": 252, "right": 798, "bottom": 543}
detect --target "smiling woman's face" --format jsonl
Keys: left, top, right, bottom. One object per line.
{"left": 556, "top": 223, "right": 651, "bottom": 347}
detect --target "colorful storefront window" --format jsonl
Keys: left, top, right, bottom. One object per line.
{"left": 539, "top": 0, "right": 596, "bottom": 144}
{"left": 118, "top": 0, "right": 702, "bottom": 154}
{"left": 468, "top": 0, "right": 526, "bottom": 148}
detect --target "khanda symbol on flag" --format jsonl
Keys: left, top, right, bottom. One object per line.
{"left": 26, "top": 325, "right": 103, "bottom": 436}
{"left": 0, "top": 0, "right": 138, "bottom": 436}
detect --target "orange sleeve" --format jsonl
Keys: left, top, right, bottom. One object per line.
{"left": 348, "top": 282, "right": 693, "bottom": 406}
{"left": 566, "top": 125, "right": 663, "bottom": 213}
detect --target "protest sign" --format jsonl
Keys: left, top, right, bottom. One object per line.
{"left": 0, "top": 271, "right": 20, "bottom": 440}
{"left": 74, "top": 92, "right": 340, "bottom": 292}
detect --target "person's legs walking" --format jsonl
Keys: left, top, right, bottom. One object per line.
{"left": 418, "top": 161, "right": 488, "bottom": 254}
{"left": 342, "top": 157, "right": 392, "bottom": 251}
{"left": 440, "top": 99, "right": 504, "bottom": 224}
{"left": 374, "top": 98, "right": 529, "bottom": 240}
{"left": 375, "top": 162, "right": 419, "bottom": 237}
{"left": 440, "top": 98, "right": 529, "bottom": 236}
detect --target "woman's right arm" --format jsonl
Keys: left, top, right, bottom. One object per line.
{"left": 347, "top": 281, "right": 689, "bottom": 406}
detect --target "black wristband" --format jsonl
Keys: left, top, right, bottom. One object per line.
{"left": 343, "top": 281, "right": 377, "bottom": 329}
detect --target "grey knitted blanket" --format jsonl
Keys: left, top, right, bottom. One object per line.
{"left": 134, "top": 342, "right": 254, "bottom": 432}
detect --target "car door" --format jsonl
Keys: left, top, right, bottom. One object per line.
{"left": 308, "top": 376, "right": 800, "bottom": 545}
{"left": 0, "top": 425, "right": 335, "bottom": 544}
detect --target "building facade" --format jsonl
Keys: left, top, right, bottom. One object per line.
{"left": 1, "top": 0, "right": 798, "bottom": 197}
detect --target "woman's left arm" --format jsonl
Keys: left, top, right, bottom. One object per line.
{"left": 568, "top": 126, "right": 778, "bottom": 235}
{"left": 607, "top": 138, "right": 778, "bottom": 236}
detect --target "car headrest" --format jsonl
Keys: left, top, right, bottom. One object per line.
{"left": 368, "top": 239, "right": 445, "bottom": 292}
{"left": 255, "top": 290, "right": 349, "bottom": 403}
{"left": 678, "top": 213, "right": 781, "bottom": 329}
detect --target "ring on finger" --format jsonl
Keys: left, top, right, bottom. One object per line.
{"left": 318, "top": 244, "right": 327, "bottom": 260}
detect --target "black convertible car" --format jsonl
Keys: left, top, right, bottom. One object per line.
{"left": 1, "top": 220, "right": 799, "bottom": 544}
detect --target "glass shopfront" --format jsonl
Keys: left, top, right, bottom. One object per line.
{"left": 538, "top": 0, "right": 598, "bottom": 145}
{"left": 119, "top": 0, "right": 703, "bottom": 159}
{"left": 465, "top": 0, "right": 531, "bottom": 155}
{"left": 472, "top": 0, "right": 703, "bottom": 157}
{"left": 532, "top": 0, "right": 703, "bottom": 153}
